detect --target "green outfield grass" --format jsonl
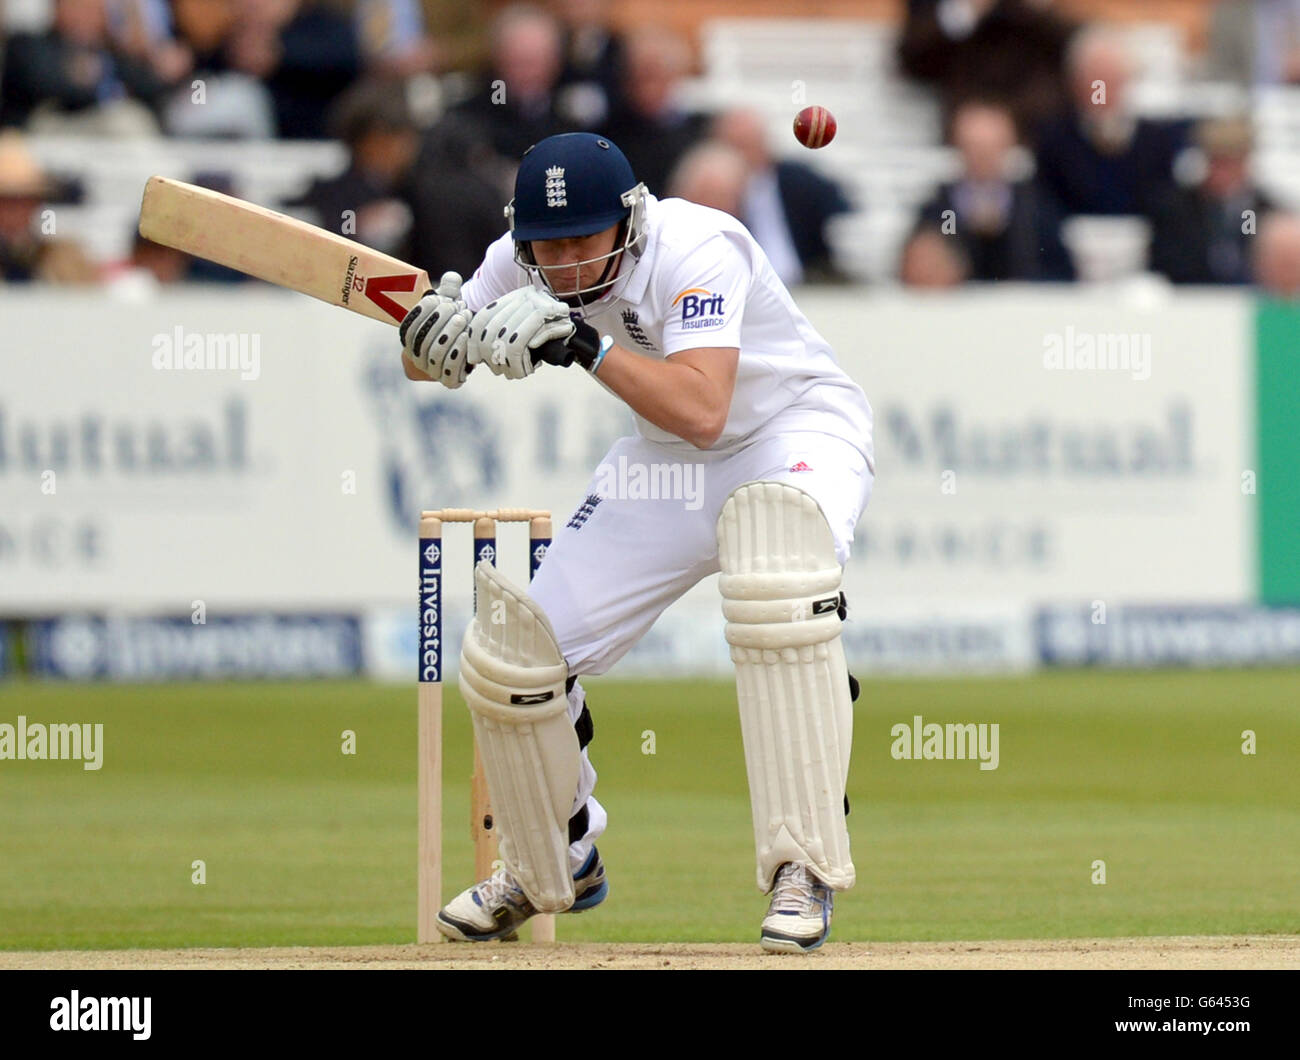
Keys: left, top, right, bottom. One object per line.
{"left": 0, "top": 671, "right": 1297, "bottom": 949}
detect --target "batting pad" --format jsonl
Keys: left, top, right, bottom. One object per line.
{"left": 718, "top": 481, "right": 856, "bottom": 893}
{"left": 459, "top": 562, "right": 578, "bottom": 912}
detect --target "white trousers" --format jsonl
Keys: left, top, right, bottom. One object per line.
{"left": 525, "top": 430, "right": 874, "bottom": 873}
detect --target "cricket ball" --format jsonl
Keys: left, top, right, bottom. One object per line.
{"left": 793, "top": 106, "right": 837, "bottom": 149}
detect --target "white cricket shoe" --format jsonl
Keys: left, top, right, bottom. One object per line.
{"left": 760, "top": 862, "right": 833, "bottom": 953}
{"left": 436, "top": 848, "right": 608, "bottom": 942}
{"left": 437, "top": 868, "right": 537, "bottom": 942}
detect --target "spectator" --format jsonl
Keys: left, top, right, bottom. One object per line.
{"left": 1207, "top": 0, "right": 1257, "bottom": 84}
{"left": 409, "top": 0, "right": 493, "bottom": 74}
{"left": 1254, "top": 212, "right": 1300, "bottom": 297}
{"left": 169, "top": 0, "right": 238, "bottom": 70}
{"left": 552, "top": 0, "right": 625, "bottom": 128}
{"left": 162, "top": 0, "right": 277, "bottom": 137}
{"left": 255, "top": 0, "right": 363, "bottom": 140}
{"left": 1149, "top": 116, "right": 1277, "bottom": 285}
{"left": 105, "top": 0, "right": 193, "bottom": 85}
{"left": 355, "top": 0, "right": 439, "bottom": 79}
{"left": 899, "top": 225, "right": 970, "bottom": 288}
{"left": 912, "top": 99, "right": 1073, "bottom": 282}
{"left": 1208, "top": 0, "right": 1300, "bottom": 85}
{"left": 0, "top": 131, "right": 98, "bottom": 284}
{"left": 296, "top": 79, "right": 421, "bottom": 257}
{"left": 666, "top": 141, "right": 748, "bottom": 218}
{"left": 406, "top": 114, "right": 510, "bottom": 279}
{"left": 169, "top": 0, "right": 359, "bottom": 139}
{"left": 1253, "top": 0, "right": 1300, "bottom": 83}
{"left": 601, "top": 25, "right": 707, "bottom": 197}
{"left": 448, "top": 4, "right": 575, "bottom": 167}
{"left": 1034, "top": 26, "right": 1191, "bottom": 218}
{"left": 712, "top": 107, "right": 854, "bottom": 285}
{"left": 0, "top": 0, "right": 175, "bottom": 133}
{"left": 897, "top": 0, "right": 1076, "bottom": 142}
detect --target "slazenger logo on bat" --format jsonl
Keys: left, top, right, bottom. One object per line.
{"left": 342, "top": 255, "right": 359, "bottom": 305}
{"left": 673, "top": 287, "right": 726, "bottom": 330}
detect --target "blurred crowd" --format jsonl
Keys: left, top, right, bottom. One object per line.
{"left": 2, "top": 0, "right": 1300, "bottom": 298}
{"left": 896, "top": 1, "right": 1300, "bottom": 296}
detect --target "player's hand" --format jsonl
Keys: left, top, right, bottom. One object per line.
{"left": 533, "top": 318, "right": 603, "bottom": 369}
{"left": 399, "top": 271, "right": 474, "bottom": 388}
{"left": 466, "top": 286, "right": 575, "bottom": 380}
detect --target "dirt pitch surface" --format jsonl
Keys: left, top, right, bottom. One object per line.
{"left": 4, "top": 937, "right": 1298, "bottom": 970}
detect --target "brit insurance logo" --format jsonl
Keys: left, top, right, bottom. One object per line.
{"left": 672, "top": 287, "right": 726, "bottom": 331}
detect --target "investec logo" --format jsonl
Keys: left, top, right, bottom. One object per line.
{"left": 673, "top": 287, "right": 725, "bottom": 330}
{"left": 420, "top": 540, "right": 441, "bottom": 682}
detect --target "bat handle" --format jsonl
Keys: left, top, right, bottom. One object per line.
{"left": 532, "top": 338, "right": 575, "bottom": 368}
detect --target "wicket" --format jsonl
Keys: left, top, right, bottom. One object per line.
{"left": 417, "top": 508, "right": 556, "bottom": 944}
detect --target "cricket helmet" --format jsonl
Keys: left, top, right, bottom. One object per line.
{"left": 505, "top": 132, "right": 648, "bottom": 304}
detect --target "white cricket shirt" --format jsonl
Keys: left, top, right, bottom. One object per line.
{"left": 463, "top": 193, "right": 875, "bottom": 470}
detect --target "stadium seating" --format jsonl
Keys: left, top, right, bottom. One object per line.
{"left": 13, "top": 9, "right": 1300, "bottom": 280}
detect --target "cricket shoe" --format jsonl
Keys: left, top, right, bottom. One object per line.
{"left": 759, "top": 862, "right": 833, "bottom": 954}
{"left": 570, "top": 847, "right": 609, "bottom": 910}
{"left": 436, "top": 847, "right": 608, "bottom": 942}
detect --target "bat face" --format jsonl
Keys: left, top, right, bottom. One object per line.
{"left": 138, "top": 176, "right": 431, "bottom": 325}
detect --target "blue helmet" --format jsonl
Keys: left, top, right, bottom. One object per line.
{"left": 505, "top": 132, "right": 648, "bottom": 304}
{"left": 508, "top": 132, "right": 637, "bottom": 240}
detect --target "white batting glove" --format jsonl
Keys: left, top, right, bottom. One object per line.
{"left": 466, "top": 287, "right": 576, "bottom": 380}
{"left": 399, "top": 271, "right": 474, "bottom": 388}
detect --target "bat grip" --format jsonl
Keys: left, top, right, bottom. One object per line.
{"left": 532, "top": 324, "right": 600, "bottom": 370}
{"left": 532, "top": 338, "right": 576, "bottom": 368}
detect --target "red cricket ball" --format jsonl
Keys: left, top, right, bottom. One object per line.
{"left": 793, "top": 105, "right": 837, "bottom": 149}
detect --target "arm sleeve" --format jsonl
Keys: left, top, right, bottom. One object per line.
{"left": 460, "top": 232, "right": 527, "bottom": 312}
{"left": 658, "top": 232, "right": 751, "bottom": 356}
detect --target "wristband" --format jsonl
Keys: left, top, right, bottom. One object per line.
{"left": 589, "top": 334, "right": 614, "bottom": 376}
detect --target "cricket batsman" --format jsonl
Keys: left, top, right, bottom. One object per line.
{"left": 399, "top": 132, "right": 874, "bottom": 952}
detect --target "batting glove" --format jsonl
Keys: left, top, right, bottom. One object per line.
{"left": 466, "top": 287, "right": 575, "bottom": 380}
{"left": 400, "top": 271, "right": 474, "bottom": 389}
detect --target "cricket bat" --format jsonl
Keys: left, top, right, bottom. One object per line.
{"left": 138, "top": 176, "right": 431, "bottom": 325}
